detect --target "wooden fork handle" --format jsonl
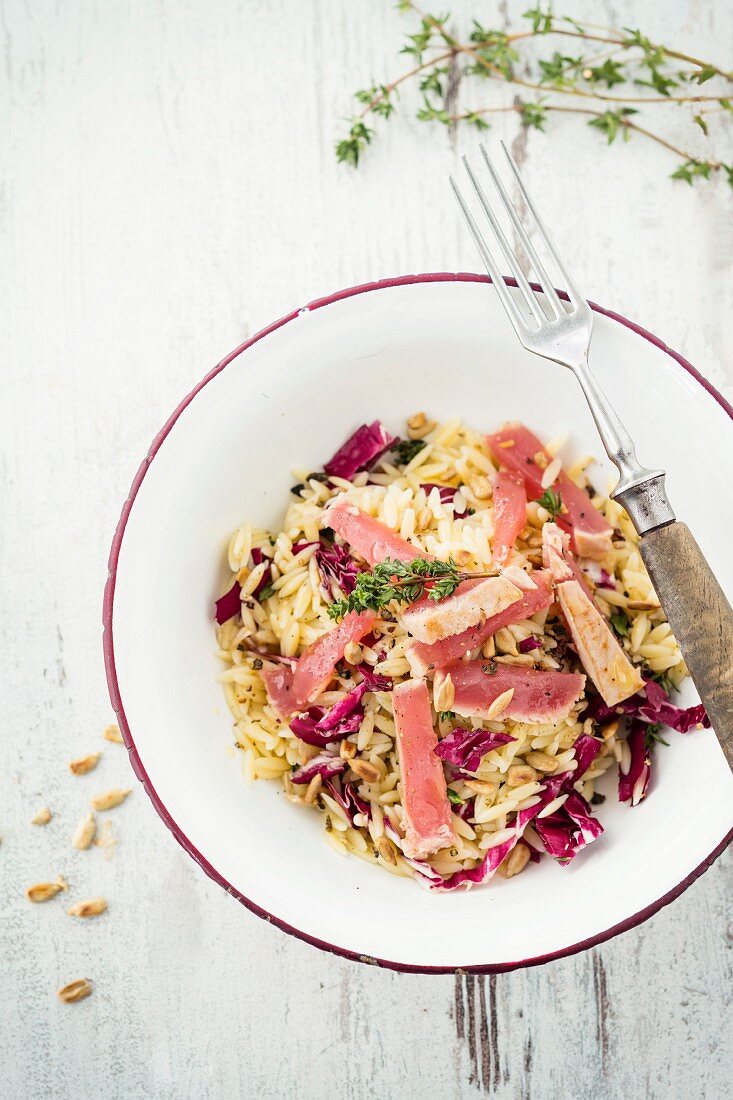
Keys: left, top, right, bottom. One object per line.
{"left": 639, "top": 522, "right": 733, "bottom": 770}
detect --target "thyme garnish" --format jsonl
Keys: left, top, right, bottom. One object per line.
{"left": 337, "top": 3, "right": 732, "bottom": 187}
{"left": 536, "top": 487, "right": 564, "bottom": 517}
{"left": 327, "top": 556, "right": 497, "bottom": 620}
{"left": 390, "top": 438, "right": 427, "bottom": 465}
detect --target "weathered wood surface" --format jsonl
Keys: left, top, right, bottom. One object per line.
{"left": 1, "top": 1, "right": 731, "bottom": 1097}
{"left": 641, "top": 522, "right": 733, "bottom": 766}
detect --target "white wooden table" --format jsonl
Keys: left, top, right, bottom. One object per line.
{"left": 2, "top": 1, "right": 731, "bottom": 1096}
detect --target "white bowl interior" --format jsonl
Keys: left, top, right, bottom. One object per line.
{"left": 110, "top": 279, "right": 733, "bottom": 969}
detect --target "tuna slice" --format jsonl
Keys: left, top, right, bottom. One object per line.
{"left": 557, "top": 579, "right": 644, "bottom": 707}
{"left": 400, "top": 575, "right": 522, "bottom": 645}
{"left": 435, "top": 661, "right": 586, "bottom": 725}
{"left": 492, "top": 470, "right": 527, "bottom": 565}
{"left": 392, "top": 679, "right": 454, "bottom": 859}
{"left": 324, "top": 498, "right": 419, "bottom": 566}
{"left": 262, "top": 610, "right": 376, "bottom": 718}
{"left": 406, "top": 570, "right": 554, "bottom": 677}
{"left": 486, "top": 423, "right": 613, "bottom": 559}
{"left": 542, "top": 523, "right": 644, "bottom": 707}
{"left": 542, "top": 520, "right": 596, "bottom": 601}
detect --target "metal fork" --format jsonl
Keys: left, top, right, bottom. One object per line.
{"left": 451, "top": 143, "right": 733, "bottom": 766}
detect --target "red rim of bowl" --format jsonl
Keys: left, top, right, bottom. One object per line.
{"left": 103, "top": 272, "right": 733, "bottom": 974}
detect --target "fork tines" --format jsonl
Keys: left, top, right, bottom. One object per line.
{"left": 450, "top": 143, "right": 585, "bottom": 337}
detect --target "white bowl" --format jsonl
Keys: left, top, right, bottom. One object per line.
{"left": 104, "top": 274, "right": 733, "bottom": 972}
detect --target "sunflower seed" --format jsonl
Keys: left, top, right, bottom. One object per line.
{"left": 69, "top": 753, "right": 101, "bottom": 776}
{"left": 433, "top": 673, "right": 455, "bottom": 713}
{"left": 57, "top": 979, "right": 93, "bottom": 1004}
{"left": 90, "top": 788, "right": 131, "bottom": 811}
{"left": 71, "top": 813, "right": 97, "bottom": 851}
{"left": 486, "top": 687, "right": 514, "bottom": 720}
{"left": 350, "top": 759, "right": 381, "bottom": 784}
{"left": 26, "top": 876, "right": 67, "bottom": 903}
{"left": 501, "top": 841, "right": 531, "bottom": 878}
{"left": 67, "top": 897, "right": 107, "bottom": 918}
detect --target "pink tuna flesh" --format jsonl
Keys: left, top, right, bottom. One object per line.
{"left": 435, "top": 661, "right": 586, "bottom": 725}
{"left": 406, "top": 570, "right": 553, "bottom": 677}
{"left": 392, "top": 679, "right": 454, "bottom": 859}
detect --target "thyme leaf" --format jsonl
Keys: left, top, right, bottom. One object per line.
{"left": 327, "top": 557, "right": 497, "bottom": 620}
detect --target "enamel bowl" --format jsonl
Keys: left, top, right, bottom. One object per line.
{"left": 104, "top": 274, "right": 733, "bottom": 972}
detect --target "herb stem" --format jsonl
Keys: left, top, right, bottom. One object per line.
{"left": 356, "top": 49, "right": 455, "bottom": 120}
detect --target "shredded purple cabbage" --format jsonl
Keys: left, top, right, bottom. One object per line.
{"left": 289, "top": 671, "right": 387, "bottom": 747}
{"left": 420, "top": 483, "right": 469, "bottom": 517}
{"left": 316, "top": 540, "right": 360, "bottom": 598}
{"left": 618, "top": 720, "right": 651, "bottom": 806}
{"left": 434, "top": 728, "right": 515, "bottom": 772}
{"left": 457, "top": 796, "right": 476, "bottom": 822}
{"left": 355, "top": 665, "right": 392, "bottom": 691}
{"left": 323, "top": 421, "right": 397, "bottom": 481}
{"left": 569, "top": 733, "right": 603, "bottom": 784}
{"left": 291, "top": 754, "right": 346, "bottom": 785}
{"left": 518, "top": 636, "right": 543, "bottom": 654}
{"left": 315, "top": 682, "right": 369, "bottom": 731}
{"left": 249, "top": 548, "right": 274, "bottom": 598}
{"left": 214, "top": 581, "right": 241, "bottom": 624}
{"left": 290, "top": 705, "right": 363, "bottom": 748}
{"left": 585, "top": 679, "right": 709, "bottom": 734}
{"left": 324, "top": 777, "right": 371, "bottom": 825}
{"left": 639, "top": 680, "right": 709, "bottom": 733}
{"left": 533, "top": 790, "right": 604, "bottom": 863}
{"left": 430, "top": 773, "right": 568, "bottom": 891}
{"left": 382, "top": 818, "right": 445, "bottom": 886}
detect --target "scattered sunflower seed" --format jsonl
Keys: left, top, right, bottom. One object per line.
{"left": 31, "top": 807, "right": 52, "bottom": 826}
{"left": 433, "top": 672, "right": 455, "bottom": 714}
{"left": 67, "top": 897, "right": 107, "bottom": 918}
{"left": 69, "top": 752, "right": 101, "bottom": 776}
{"left": 376, "top": 835, "right": 399, "bottom": 865}
{"left": 485, "top": 687, "right": 515, "bottom": 720}
{"left": 26, "top": 876, "right": 67, "bottom": 903}
{"left": 71, "top": 812, "right": 96, "bottom": 851}
{"left": 90, "top": 788, "right": 131, "bottom": 811}
{"left": 350, "top": 759, "right": 381, "bottom": 784}
{"left": 500, "top": 841, "right": 531, "bottom": 878}
{"left": 57, "top": 978, "right": 93, "bottom": 1004}
{"left": 103, "top": 724, "right": 123, "bottom": 744}
{"left": 94, "top": 818, "right": 117, "bottom": 860}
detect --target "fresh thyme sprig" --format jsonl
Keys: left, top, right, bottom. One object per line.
{"left": 390, "top": 438, "right": 427, "bottom": 465}
{"left": 536, "top": 487, "right": 563, "bottom": 517}
{"left": 337, "top": 2, "right": 733, "bottom": 187}
{"left": 327, "top": 556, "right": 497, "bottom": 620}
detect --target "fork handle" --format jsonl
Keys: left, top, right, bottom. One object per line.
{"left": 639, "top": 522, "right": 733, "bottom": 769}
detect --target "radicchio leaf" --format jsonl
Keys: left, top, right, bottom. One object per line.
{"left": 585, "top": 679, "right": 709, "bottom": 733}
{"left": 434, "top": 727, "right": 515, "bottom": 772}
{"left": 323, "top": 421, "right": 397, "bottom": 481}
{"left": 214, "top": 581, "right": 241, "bottom": 624}
{"left": 324, "top": 777, "right": 371, "bottom": 826}
{"left": 290, "top": 753, "right": 346, "bottom": 785}
{"left": 568, "top": 733, "right": 603, "bottom": 784}
{"left": 288, "top": 670, "right": 385, "bottom": 747}
{"left": 420, "top": 483, "right": 469, "bottom": 517}
{"left": 639, "top": 680, "right": 709, "bottom": 733}
{"left": 518, "top": 636, "right": 543, "bottom": 654}
{"left": 429, "top": 772, "right": 569, "bottom": 891}
{"left": 315, "top": 540, "right": 360, "bottom": 598}
{"left": 533, "top": 790, "right": 604, "bottom": 863}
{"left": 618, "top": 719, "right": 651, "bottom": 806}
{"left": 354, "top": 664, "right": 392, "bottom": 691}
{"left": 249, "top": 548, "right": 274, "bottom": 597}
